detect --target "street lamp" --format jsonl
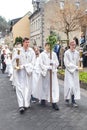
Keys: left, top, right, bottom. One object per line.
{"left": 85, "top": 9, "right": 87, "bottom": 43}
{"left": 59, "top": 0, "right": 64, "bottom": 10}
{"left": 75, "top": 0, "right": 80, "bottom": 9}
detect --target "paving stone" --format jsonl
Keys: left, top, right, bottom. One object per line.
{"left": 0, "top": 71, "right": 87, "bottom": 130}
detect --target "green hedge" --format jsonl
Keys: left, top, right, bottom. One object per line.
{"left": 79, "top": 72, "right": 87, "bottom": 83}
{"left": 58, "top": 69, "right": 87, "bottom": 83}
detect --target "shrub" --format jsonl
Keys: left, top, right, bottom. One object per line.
{"left": 58, "top": 69, "right": 87, "bottom": 83}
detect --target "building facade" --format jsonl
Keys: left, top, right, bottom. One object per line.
{"left": 30, "top": 0, "right": 87, "bottom": 47}
{"left": 29, "top": 9, "right": 44, "bottom": 47}
{"left": 29, "top": 0, "right": 46, "bottom": 47}
{"left": 10, "top": 12, "right": 31, "bottom": 44}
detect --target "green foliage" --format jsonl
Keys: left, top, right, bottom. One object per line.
{"left": 0, "top": 16, "right": 9, "bottom": 34}
{"left": 58, "top": 69, "right": 65, "bottom": 75}
{"left": 58, "top": 69, "right": 87, "bottom": 83}
{"left": 79, "top": 72, "right": 87, "bottom": 83}
{"left": 46, "top": 31, "right": 57, "bottom": 50}
{"left": 14, "top": 36, "right": 23, "bottom": 46}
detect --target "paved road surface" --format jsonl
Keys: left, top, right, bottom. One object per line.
{"left": 0, "top": 71, "right": 87, "bottom": 130}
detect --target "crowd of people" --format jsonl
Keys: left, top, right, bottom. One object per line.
{"left": 0, "top": 45, "right": 12, "bottom": 76}
{"left": 0, "top": 38, "right": 81, "bottom": 114}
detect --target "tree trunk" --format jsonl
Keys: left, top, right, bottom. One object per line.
{"left": 61, "top": 45, "right": 64, "bottom": 69}
{"left": 66, "top": 31, "right": 69, "bottom": 47}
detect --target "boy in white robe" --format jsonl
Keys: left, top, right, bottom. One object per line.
{"left": 12, "top": 37, "right": 35, "bottom": 114}
{"left": 38, "top": 43, "right": 60, "bottom": 110}
{"left": 64, "top": 40, "right": 81, "bottom": 107}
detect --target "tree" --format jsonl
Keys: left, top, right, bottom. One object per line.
{"left": 0, "top": 16, "right": 10, "bottom": 37}
{"left": 47, "top": 0, "right": 87, "bottom": 47}
{"left": 14, "top": 36, "right": 23, "bottom": 46}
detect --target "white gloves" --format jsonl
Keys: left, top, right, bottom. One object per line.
{"left": 20, "top": 64, "right": 29, "bottom": 69}
{"left": 76, "top": 66, "right": 83, "bottom": 71}
{"left": 15, "top": 65, "right": 24, "bottom": 70}
{"left": 20, "top": 65, "right": 24, "bottom": 69}
{"left": 24, "top": 64, "right": 29, "bottom": 67}
{"left": 50, "top": 59, "right": 55, "bottom": 64}
{"left": 79, "top": 58, "right": 83, "bottom": 61}
{"left": 48, "top": 65, "right": 52, "bottom": 70}
{"left": 76, "top": 66, "right": 79, "bottom": 71}
{"left": 14, "top": 54, "right": 20, "bottom": 59}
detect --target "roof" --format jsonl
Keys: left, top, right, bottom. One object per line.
{"left": 10, "top": 17, "right": 22, "bottom": 26}
{"left": 29, "top": 8, "right": 41, "bottom": 19}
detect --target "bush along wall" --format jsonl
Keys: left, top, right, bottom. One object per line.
{"left": 58, "top": 69, "right": 87, "bottom": 90}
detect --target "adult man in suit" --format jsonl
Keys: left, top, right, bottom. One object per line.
{"left": 54, "top": 42, "right": 61, "bottom": 65}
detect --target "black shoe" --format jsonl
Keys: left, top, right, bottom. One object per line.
{"left": 65, "top": 99, "right": 69, "bottom": 106}
{"left": 2, "top": 71, "right": 4, "bottom": 74}
{"left": 71, "top": 95, "right": 75, "bottom": 104}
{"left": 19, "top": 107, "right": 25, "bottom": 114}
{"left": 24, "top": 106, "right": 30, "bottom": 111}
{"left": 41, "top": 100, "right": 46, "bottom": 106}
{"left": 52, "top": 103, "right": 59, "bottom": 111}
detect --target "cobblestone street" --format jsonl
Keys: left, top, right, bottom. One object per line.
{"left": 0, "top": 71, "right": 87, "bottom": 130}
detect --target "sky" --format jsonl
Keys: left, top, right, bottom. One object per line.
{"left": 0, "top": 0, "right": 33, "bottom": 21}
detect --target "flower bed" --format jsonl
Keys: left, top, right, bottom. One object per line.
{"left": 58, "top": 69, "right": 87, "bottom": 90}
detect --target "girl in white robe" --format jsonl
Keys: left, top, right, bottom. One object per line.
{"left": 32, "top": 48, "right": 41, "bottom": 101}
{"left": 5, "top": 53, "right": 13, "bottom": 77}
